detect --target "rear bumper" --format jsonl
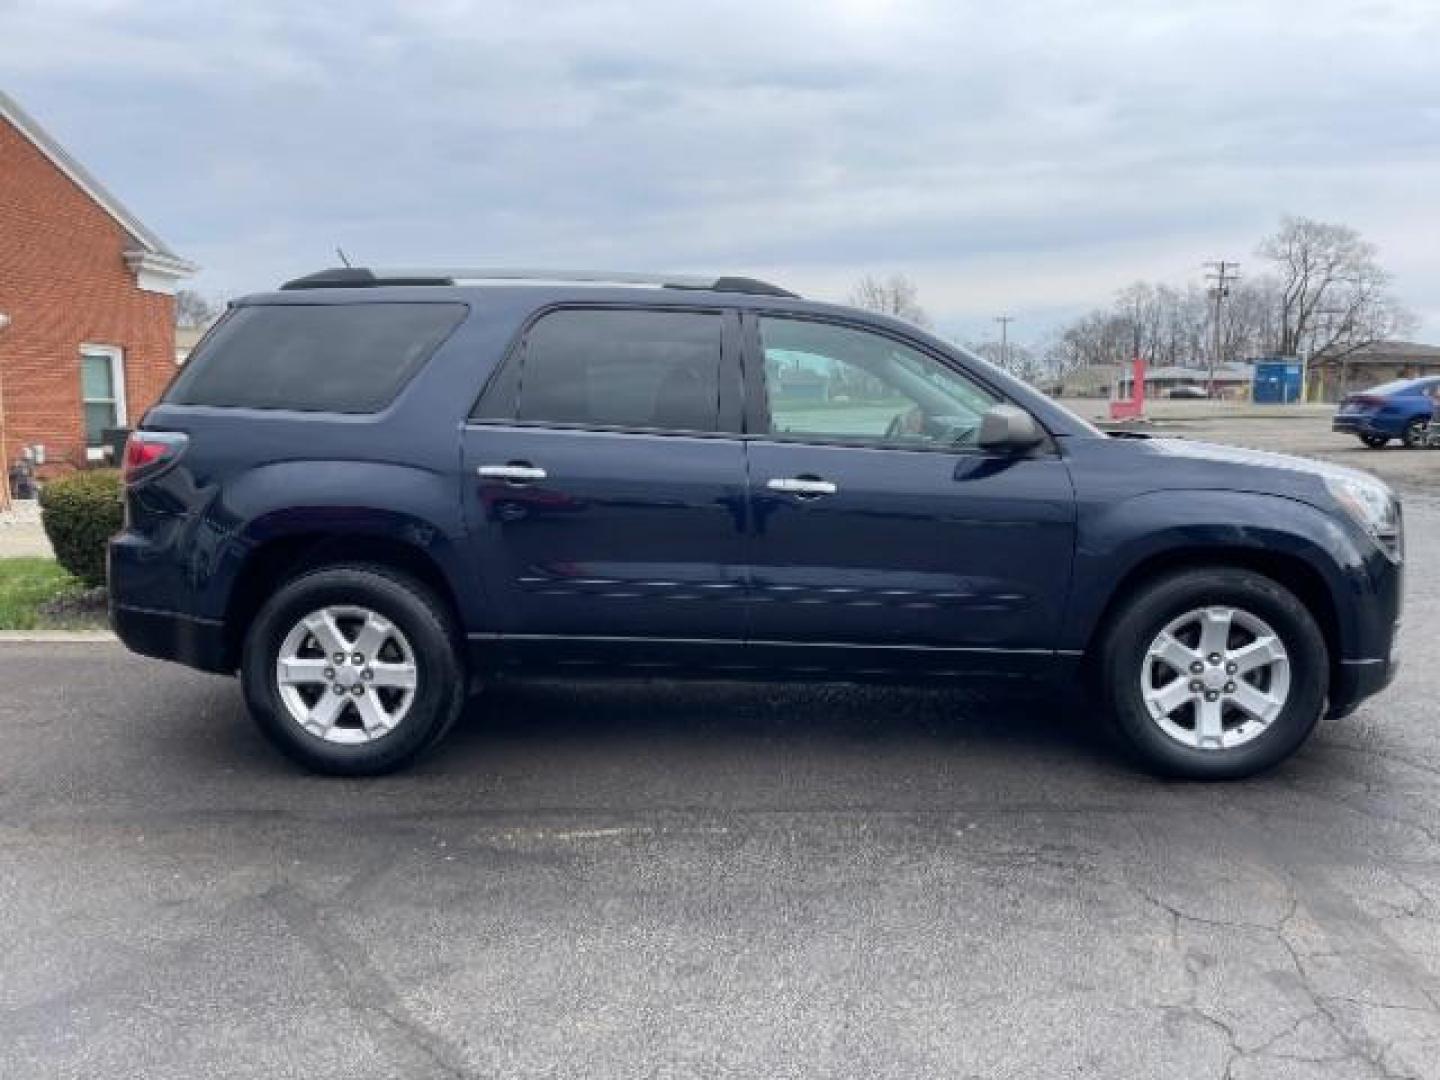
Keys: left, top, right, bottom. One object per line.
{"left": 109, "top": 526, "right": 233, "bottom": 674}
{"left": 109, "top": 602, "right": 232, "bottom": 674}
{"left": 1331, "top": 415, "right": 1387, "bottom": 436}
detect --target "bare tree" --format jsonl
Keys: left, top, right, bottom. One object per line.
{"left": 848, "top": 274, "right": 931, "bottom": 328}
{"left": 1047, "top": 215, "right": 1415, "bottom": 390}
{"left": 1044, "top": 309, "right": 1134, "bottom": 376}
{"left": 1113, "top": 281, "right": 1215, "bottom": 368}
{"left": 175, "top": 289, "right": 220, "bottom": 329}
{"left": 969, "top": 339, "right": 1046, "bottom": 383}
{"left": 1257, "top": 216, "right": 1415, "bottom": 359}
{"left": 1216, "top": 278, "right": 1278, "bottom": 363}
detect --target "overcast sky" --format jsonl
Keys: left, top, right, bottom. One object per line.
{"left": 3, "top": 0, "right": 1438, "bottom": 345}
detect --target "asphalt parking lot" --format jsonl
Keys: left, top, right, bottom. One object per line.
{"left": 3, "top": 416, "right": 1439, "bottom": 1079}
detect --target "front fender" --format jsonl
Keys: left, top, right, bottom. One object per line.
{"left": 1061, "top": 489, "right": 1391, "bottom": 662}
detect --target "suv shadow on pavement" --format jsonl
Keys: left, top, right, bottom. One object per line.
{"left": 308, "top": 680, "right": 1120, "bottom": 785}
{"left": 153, "top": 668, "right": 1122, "bottom": 787}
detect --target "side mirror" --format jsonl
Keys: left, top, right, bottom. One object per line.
{"left": 976, "top": 404, "right": 1045, "bottom": 453}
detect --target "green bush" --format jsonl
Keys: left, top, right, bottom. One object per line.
{"left": 39, "top": 469, "right": 124, "bottom": 587}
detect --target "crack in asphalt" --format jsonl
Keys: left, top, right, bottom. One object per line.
{"left": 263, "top": 885, "right": 480, "bottom": 1080}
{"left": 1325, "top": 742, "right": 1440, "bottom": 781}
{"left": 1130, "top": 880, "right": 1435, "bottom": 1079}
{"left": 1327, "top": 794, "right": 1439, "bottom": 852}
{"left": 1271, "top": 905, "right": 1429, "bottom": 1080}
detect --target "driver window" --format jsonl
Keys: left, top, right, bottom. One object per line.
{"left": 758, "top": 316, "right": 998, "bottom": 448}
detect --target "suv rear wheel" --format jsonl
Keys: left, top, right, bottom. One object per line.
{"left": 1099, "top": 568, "right": 1328, "bottom": 780}
{"left": 241, "top": 564, "right": 465, "bottom": 775}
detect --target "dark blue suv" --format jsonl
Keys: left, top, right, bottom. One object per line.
{"left": 110, "top": 268, "right": 1404, "bottom": 779}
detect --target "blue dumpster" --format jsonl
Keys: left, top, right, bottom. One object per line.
{"left": 1252, "top": 359, "right": 1303, "bottom": 404}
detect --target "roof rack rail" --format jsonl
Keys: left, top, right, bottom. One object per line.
{"left": 279, "top": 267, "right": 798, "bottom": 298}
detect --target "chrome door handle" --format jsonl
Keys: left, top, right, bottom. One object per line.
{"left": 766, "top": 477, "right": 838, "bottom": 497}
{"left": 477, "top": 464, "right": 547, "bottom": 482}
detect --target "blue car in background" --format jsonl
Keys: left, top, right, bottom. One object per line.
{"left": 1333, "top": 377, "right": 1440, "bottom": 448}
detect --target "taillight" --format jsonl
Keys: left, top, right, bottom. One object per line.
{"left": 122, "top": 431, "right": 188, "bottom": 484}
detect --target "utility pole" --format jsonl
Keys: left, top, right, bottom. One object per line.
{"left": 995, "top": 315, "right": 1014, "bottom": 372}
{"left": 1302, "top": 308, "right": 1348, "bottom": 403}
{"left": 1204, "top": 261, "right": 1238, "bottom": 398}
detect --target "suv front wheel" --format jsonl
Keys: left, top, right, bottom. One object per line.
{"left": 241, "top": 564, "right": 465, "bottom": 775}
{"left": 1099, "top": 568, "right": 1328, "bottom": 780}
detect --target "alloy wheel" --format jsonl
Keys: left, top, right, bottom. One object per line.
{"left": 275, "top": 605, "right": 418, "bottom": 744}
{"left": 1140, "top": 606, "right": 1291, "bottom": 751}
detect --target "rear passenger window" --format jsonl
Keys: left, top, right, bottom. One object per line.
{"left": 167, "top": 303, "right": 464, "bottom": 412}
{"left": 512, "top": 309, "right": 721, "bottom": 433}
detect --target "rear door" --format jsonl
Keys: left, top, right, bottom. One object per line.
{"left": 461, "top": 305, "right": 749, "bottom": 660}
{"left": 740, "top": 313, "right": 1076, "bottom": 672}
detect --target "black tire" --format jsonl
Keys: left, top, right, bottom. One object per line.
{"left": 241, "top": 564, "right": 465, "bottom": 775}
{"left": 1401, "top": 418, "right": 1427, "bottom": 448}
{"left": 1359, "top": 433, "right": 1388, "bottom": 449}
{"left": 1098, "top": 568, "right": 1328, "bottom": 780}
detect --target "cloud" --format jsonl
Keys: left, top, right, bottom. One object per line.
{"left": 3, "top": 0, "right": 1438, "bottom": 341}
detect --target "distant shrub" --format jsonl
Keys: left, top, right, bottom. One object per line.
{"left": 39, "top": 469, "right": 123, "bottom": 587}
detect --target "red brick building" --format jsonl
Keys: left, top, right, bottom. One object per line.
{"left": 0, "top": 89, "right": 194, "bottom": 478}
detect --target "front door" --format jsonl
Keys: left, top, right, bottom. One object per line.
{"left": 462, "top": 306, "right": 748, "bottom": 663}
{"left": 742, "top": 313, "right": 1076, "bottom": 672}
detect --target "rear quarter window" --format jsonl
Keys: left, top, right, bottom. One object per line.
{"left": 167, "top": 302, "right": 465, "bottom": 412}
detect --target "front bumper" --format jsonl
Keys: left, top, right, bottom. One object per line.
{"left": 1327, "top": 654, "right": 1399, "bottom": 719}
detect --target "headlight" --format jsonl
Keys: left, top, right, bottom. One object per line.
{"left": 1325, "top": 474, "right": 1403, "bottom": 562}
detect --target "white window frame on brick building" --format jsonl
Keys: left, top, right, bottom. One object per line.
{"left": 80, "top": 343, "right": 126, "bottom": 458}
